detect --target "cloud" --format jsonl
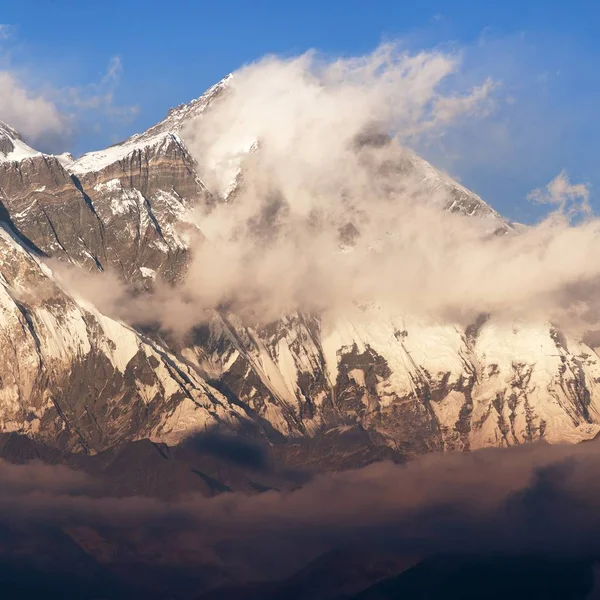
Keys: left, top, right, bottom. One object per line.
{"left": 0, "top": 71, "right": 68, "bottom": 146}
{"left": 58, "top": 55, "right": 139, "bottom": 121}
{"left": 170, "top": 46, "right": 600, "bottom": 332}
{"left": 45, "top": 43, "right": 600, "bottom": 339}
{"left": 101, "top": 55, "right": 123, "bottom": 85}
{"left": 0, "top": 459, "right": 94, "bottom": 496}
{"left": 432, "top": 77, "right": 496, "bottom": 125}
{"left": 166, "top": 46, "right": 505, "bottom": 325}
{"left": 0, "top": 52, "right": 138, "bottom": 151}
{"left": 5, "top": 441, "right": 600, "bottom": 578}
{"left": 528, "top": 170, "right": 591, "bottom": 217}
{"left": 0, "top": 25, "right": 13, "bottom": 41}
{"left": 183, "top": 45, "right": 495, "bottom": 198}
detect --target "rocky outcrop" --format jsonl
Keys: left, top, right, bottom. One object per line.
{"left": 0, "top": 153, "right": 104, "bottom": 268}
{"left": 0, "top": 135, "right": 207, "bottom": 287}
{"left": 71, "top": 133, "right": 207, "bottom": 285}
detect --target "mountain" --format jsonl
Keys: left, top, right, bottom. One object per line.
{"left": 0, "top": 215, "right": 253, "bottom": 452}
{"left": 0, "top": 76, "right": 599, "bottom": 458}
{"left": 195, "top": 552, "right": 597, "bottom": 600}
{"left": 196, "top": 548, "right": 416, "bottom": 600}
{"left": 352, "top": 554, "right": 596, "bottom": 600}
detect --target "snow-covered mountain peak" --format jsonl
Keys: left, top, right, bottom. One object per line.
{"left": 406, "top": 153, "right": 514, "bottom": 232}
{"left": 69, "top": 74, "right": 232, "bottom": 176}
{"left": 68, "top": 130, "right": 185, "bottom": 175}
{"left": 146, "top": 73, "right": 232, "bottom": 137}
{"left": 0, "top": 122, "right": 41, "bottom": 163}
{"left": 0, "top": 121, "right": 21, "bottom": 141}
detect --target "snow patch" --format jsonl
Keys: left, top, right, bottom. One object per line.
{"left": 94, "top": 178, "right": 121, "bottom": 193}
{"left": 0, "top": 135, "right": 40, "bottom": 164}
{"left": 70, "top": 133, "right": 178, "bottom": 175}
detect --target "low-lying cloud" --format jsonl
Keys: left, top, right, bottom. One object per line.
{"left": 4, "top": 441, "right": 600, "bottom": 577}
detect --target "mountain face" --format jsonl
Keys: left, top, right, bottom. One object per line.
{"left": 195, "top": 552, "right": 596, "bottom": 600}
{"left": 0, "top": 220, "right": 250, "bottom": 452}
{"left": 0, "top": 76, "right": 600, "bottom": 458}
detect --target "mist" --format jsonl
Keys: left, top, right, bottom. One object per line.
{"left": 5, "top": 440, "right": 600, "bottom": 578}
{"left": 47, "top": 44, "right": 600, "bottom": 340}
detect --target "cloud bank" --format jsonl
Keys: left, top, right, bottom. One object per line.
{"left": 47, "top": 44, "right": 600, "bottom": 341}
{"left": 175, "top": 46, "right": 600, "bottom": 333}
{"left": 5, "top": 440, "right": 600, "bottom": 578}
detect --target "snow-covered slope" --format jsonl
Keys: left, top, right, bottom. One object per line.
{"left": 0, "top": 122, "right": 40, "bottom": 163}
{"left": 0, "top": 219, "right": 251, "bottom": 452}
{"left": 70, "top": 75, "right": 231, "bottom": 175}
{"left": 408, "top": 153, "right": 514, "bottom": 233}
{"left": 185, "top": 306, "right": 600, "bottom": 456}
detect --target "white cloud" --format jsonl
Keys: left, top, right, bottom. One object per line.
{"left": 0, "top": 71, "right": 67, "bottom": 144}
{"left": 165, "top": 46, "right": 600, "bottom": 333}
{"left": 431, "top": 77, "right": 496, "bottom": 125}
{"left": 51, "top": 43, "right": 600, "bottom": 338}
{"left": 527, "top": 171, "right": 591, "bottom": 217}
{"left": 0, "top": 25, "right": 13, "bottom": 41}
{"left": 0, "top": 51, "right": 138, "bottom": 151}
{"left": 56, "top": 55, "right": 139, "bottom": 121}
{"left": 101, "top": 55, "right": 123, "bottom": 86}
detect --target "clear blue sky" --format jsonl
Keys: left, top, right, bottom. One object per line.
{"left": 1, "top": 0, "right": 599, "bottom": 223}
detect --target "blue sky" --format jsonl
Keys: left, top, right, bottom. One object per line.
{"left": 1, "top": 0, "right": 599, "bottom": 223}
